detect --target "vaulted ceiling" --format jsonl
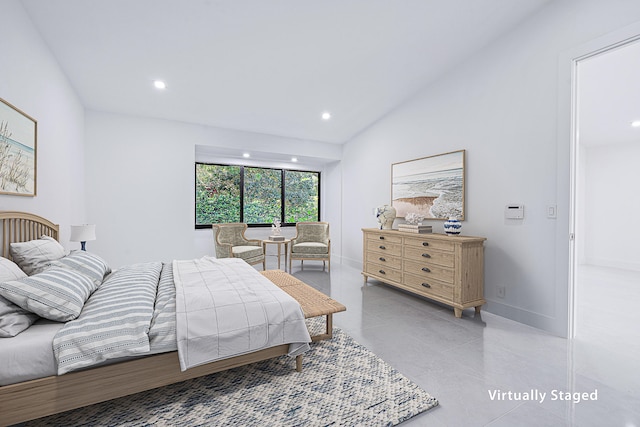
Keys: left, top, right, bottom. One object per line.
{"left": 23, "top": 0, "right": 553, "bottom": 144}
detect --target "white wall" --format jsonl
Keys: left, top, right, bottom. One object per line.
{"left": 0, "top": 0, "right": 85, "bottom": 248}
{"left": 341, "top": 0, "right": 640, "bottom": 336}
{"left": 581, "top": 142, "right": 640, "bottom": 271}
{"left": 8, "top": 0, "right": 640, "bottom": 337}
{"left": 85, "top": 111, "right": 342, "bottom": 268}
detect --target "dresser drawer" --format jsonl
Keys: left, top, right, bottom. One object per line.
{"left": 366, "top": 253, "right": 402, "bottom": 270}
{"left": 404, "top": 236, "right": 453, "bottom": 252}
{"left": 366, "top": 240, "right": 402, "bottom": 256}
{"left": 365, "top": 262, "right": 402, "bottom": 283}
{"left": 404, "top": 259, "right": 454, "bottom": 283}
{"left": 404, "top": 273, "right": 454, "bottom": 300}
{"left": 366, "top": 232, "right": 403, "bottom": 244}
{"left": 404, "top": 246, "right": 454, "bottom": 267}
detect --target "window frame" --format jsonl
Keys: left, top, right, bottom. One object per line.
{"left": 195, "top": 162, "right": 321, "bottom": 228}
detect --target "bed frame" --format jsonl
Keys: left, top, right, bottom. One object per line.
{"left": 0, "top": 211, "right": 299, "bottom": 426}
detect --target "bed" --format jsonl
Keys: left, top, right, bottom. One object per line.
{"left": 0, "top": 211, "right": 311, "bottom": 426}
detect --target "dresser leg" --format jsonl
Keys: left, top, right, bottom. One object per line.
{"left": 475, "top": 306, "right": 482, "bottom": 314}
{"left": 454, "top": 308, "right": 462, "bottom": 318}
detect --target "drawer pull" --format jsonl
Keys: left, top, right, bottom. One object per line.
{"left": 379, "top": 257, "right": 386, "bottom": 262}
{"left": 379, "top": 245, "right": 386, "bottom": 250}
{"left": 379, "top": 236, "right": 385, "bottom": 240}
{"left": 422, "top": 242, "right": 429, "bottom": 247}
{"left": 379, "top": 269, "right": 386, "bottom": 275}
{"left": 422, "top": 267, "right": 431, "bottom": 272}
{"left": 421, "top": 283, "right": 431, "bottom": 288}
{"left": 422, "top": 253, "right": 431, "bottom": 258}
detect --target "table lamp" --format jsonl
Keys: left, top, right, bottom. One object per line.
{"left": 70, "top": 224, "right": 96, "bottom": 251}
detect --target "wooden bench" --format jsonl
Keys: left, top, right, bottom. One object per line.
{"left": 261, "top": 270, "right": 346, "bottom": 342}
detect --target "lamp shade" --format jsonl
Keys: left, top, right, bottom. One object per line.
{"left": 70, "top": 224, "right": 96, "bottom": 242}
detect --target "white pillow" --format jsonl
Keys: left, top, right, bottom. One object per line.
{"left": 0, "top": 267, "right": 98, "bottom": 322}
{"left": 0, "top": 295, "right": 39, "bottom": 338}
{"left": 0, "top": 257, "right": 39, "bottom": 337}
{"left": 0, "top": 256, "right": 28, "bottom": 281}
{"left": 10, "top": 235, "right": 66, "bottom": 275}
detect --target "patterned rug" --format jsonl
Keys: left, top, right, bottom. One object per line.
{"left": 24, "top": 324, "right": 438, "bottom": 426}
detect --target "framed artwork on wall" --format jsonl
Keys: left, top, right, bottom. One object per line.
{"left": 0, "top": 97, "right": 37, "bottom": 197}
{"left": 391, "top": 150, "right": 465, "bottom": 220}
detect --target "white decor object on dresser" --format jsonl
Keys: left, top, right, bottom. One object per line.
{"left": 375, "top": 205, "right": 397, "bottom": 230}
{"left": 362, "top": 228, "right": 486, "bottom": 318}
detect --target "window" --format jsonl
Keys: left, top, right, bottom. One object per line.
{"left": 285, "top": 170, "right": 319, "bottom": 223}
{"left": 244, "top": 167, "right": 281, "bottom": 224}
{"left": 195, "top": 164, "right": 241, "bottom": 224}
{"left": 195, "top": 163, "right": 320, "bottom": 227}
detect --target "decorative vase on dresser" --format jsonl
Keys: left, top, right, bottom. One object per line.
{"left": 361, "top": 228, "right": 486, "bottom": 318}
{"left": 443, "top": 217, "right": 462, "bottom": 236}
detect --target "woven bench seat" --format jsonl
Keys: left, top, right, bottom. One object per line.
{"left": 261, "top": 270, "right": 346, "bottom": 342}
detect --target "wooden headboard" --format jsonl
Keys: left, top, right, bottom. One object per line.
{"left": 0, "top": 211, "right": 60, "bottom": 259}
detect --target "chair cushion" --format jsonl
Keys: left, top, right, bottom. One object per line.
{"left": 232, "top": 246, "right": 263, "bottom": 260}
{"left": 292, "top": 242, "right": 328, "bottom": 255}
{"left": 294, "top": 224, "right": 329, "bottom": 244}
{"left": 217, "top": 225, "right": 250, "bottom": 246}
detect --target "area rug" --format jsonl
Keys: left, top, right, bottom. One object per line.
{"left": 25, "top": 326, "right": 438, "bottom": 426}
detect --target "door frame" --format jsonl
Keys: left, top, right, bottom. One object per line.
{"left": 564, "top": 24, "right": 640, "bottom": 339}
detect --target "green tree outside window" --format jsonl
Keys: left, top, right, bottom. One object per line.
{"left": 195, "top": 164, "right": 241, "bottom": 225}
{"left": 285, "top": 170, "right": 318, "bottom": 223}
{"left": 244, "top": 167, "right": 281, "bottom": 224}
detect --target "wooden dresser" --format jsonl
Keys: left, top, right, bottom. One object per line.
{"left": 362, "top": 228, "right": 486, "bottom": 317}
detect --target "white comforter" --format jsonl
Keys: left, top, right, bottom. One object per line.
{"left": 173, "top": 257, "right": 311, "bottom": 371}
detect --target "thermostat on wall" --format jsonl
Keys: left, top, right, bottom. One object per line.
{"left": 505, "top": 204, "right": 524, "bottom": 219}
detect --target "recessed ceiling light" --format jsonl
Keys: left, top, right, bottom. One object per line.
{"left": 631, "top": 120, "right": 640, "bottom": 127}
{"left": 321, "top": 112, "right": 331, "bottom": 120}
{"left": 291, "top": 157, "right": 298, "bottom": 162}
{"left": 153, "top": 80, "right": 167, "bottom": 90}
{"left": 243, "top": 153, "right": 250, "bottom": 158}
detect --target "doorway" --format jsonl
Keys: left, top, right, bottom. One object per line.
{"left": 571, "top": 37, "right": 640, "bottom": 395}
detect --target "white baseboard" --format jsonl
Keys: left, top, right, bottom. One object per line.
{"left": 341, "top": 256, "right": 362, "bottom": 270}
{"left": 484, "top": 299, "right": 568, "bottom": 338}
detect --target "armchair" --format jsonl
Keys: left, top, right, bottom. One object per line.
{"left": 289, "top": 222, "right": 330, "bottom": 272}
{"left": 212, "top": 223, "right": 266, "bottom": 269}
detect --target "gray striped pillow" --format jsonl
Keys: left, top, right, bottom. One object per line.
{"left": 0, "top": 257, "right": 39, "bottom": 337}
{"left": 0, "top": 267, "right": 99, "bottom": 322}
{"left": 51, "top": 251, "right": 111, "bottom": 285}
